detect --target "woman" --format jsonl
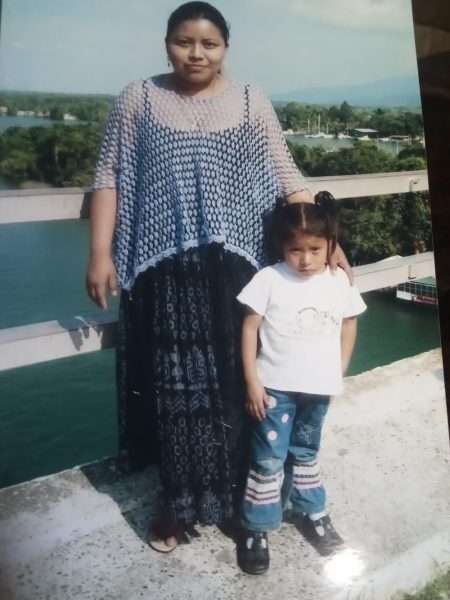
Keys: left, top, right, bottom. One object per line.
{"left": 86, "top": 1, "right": 349, "bottom": 551}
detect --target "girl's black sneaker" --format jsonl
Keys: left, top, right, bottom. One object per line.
{"left": 237, "top": 530, "right": 269, "bottom": 575}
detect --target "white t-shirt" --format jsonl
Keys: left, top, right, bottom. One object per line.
{"left": 237, "top": 263, "right": 367, "bottom": 395}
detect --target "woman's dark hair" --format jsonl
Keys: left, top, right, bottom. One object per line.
{"left": 269, "top": 191, "right": 338, "bottom": 262}
{"left": 166, "top": 2, "right": 230, "bottom": 46}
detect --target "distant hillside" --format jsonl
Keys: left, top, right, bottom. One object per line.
{"left": 270, "top": 75, "right": 422, "bottom": 108}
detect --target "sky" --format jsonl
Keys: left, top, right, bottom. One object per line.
{"left": 0, "top": 0, "right": 419, "bottom": 96}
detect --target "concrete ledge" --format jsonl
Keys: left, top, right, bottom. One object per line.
{"left": 0, "top": 312, "right": 118, "bottom": 371}
{"left": 337, "top": 532, "right": 450, "bottom": 600}
{"left": 353, "top": 251, "right": 435, "bottom": 293}
{"left": 306, "top": 170, "right": 429, "bottom": 200}
{"left": 0, "top": 350, "right": 448, "bottom": 599}
{"left": 0, "top": 254, "right": 435, "bottom": 371}
{"left": 0, "top": 187, "right": 90, "bottom": 223}
{"left": 0, "top": 171, "right": 429, "bottom": 224}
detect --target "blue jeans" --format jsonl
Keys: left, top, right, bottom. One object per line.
{"left": 241, "top": 389, "right": 330, "bottom": 532}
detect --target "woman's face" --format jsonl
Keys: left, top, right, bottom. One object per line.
{"left": 166, "top": 19, "right": 227, "bottom": 86}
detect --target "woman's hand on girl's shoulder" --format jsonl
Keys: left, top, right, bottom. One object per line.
{"left": 329, "top": 242, "right": 354, "bottom": 285}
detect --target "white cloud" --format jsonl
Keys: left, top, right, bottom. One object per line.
{"left": 253, "top": 0, "right": 412, "bottom": 30}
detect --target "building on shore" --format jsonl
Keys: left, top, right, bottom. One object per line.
{"left": 352, "top": 127, "right": 378, "bottom": 140}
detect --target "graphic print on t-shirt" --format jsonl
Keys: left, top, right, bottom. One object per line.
{"left": 236, "top": 264, "right": 367, "bottom": 394}
{"left": 277, "top": 306, "right": 341, "bottom": 340}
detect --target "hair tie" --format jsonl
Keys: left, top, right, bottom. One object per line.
{"left": 275, "top": 196, "right": 288, "bottom": 209}
{"left": 315, "top": 191, "right": 335, "bottom": 207}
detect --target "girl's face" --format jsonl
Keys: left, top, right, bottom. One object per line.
{"left": 282, "top": 231, "right": 329, "bottom": 277}
{"left": 166, "top": 19, "right": 227, "bottom": 86}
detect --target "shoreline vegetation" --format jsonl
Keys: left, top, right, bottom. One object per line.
{"left": 0, "top": 91, "right": 431, "bottom": 265}
{"left": 403, "top": 569, "right": 450, "bottom": 599}
{"left": 0, "top": 90, "right": 115, "bottom": 122}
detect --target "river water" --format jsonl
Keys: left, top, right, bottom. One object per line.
{"left": 0, "top": 220, "right": 441, "bottom": 488}
{"left": 0, "top": 115, "right": 52, "bottom": 132}
{"left": 0, "top": 115, "right": 79, "bottom": 133}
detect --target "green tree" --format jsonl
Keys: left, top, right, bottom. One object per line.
{"left": 395, "top": 192, "right": 433, "bottom": 254}
{"left": 0, "top": 123, "right": 103, "bottom": 187}
{"left": 397, "top": 144, "right": 426, "bottom": 160}
{"left": 337, "top": 197, "right": 400, "bottom": 264}
{"left": 336, "top": 193, "right": 432, "bottom": 265}
{"left": 339, "top": 101, "right": 353, "bottom": 122}
{"left": 49, "top": 106, "right": 64, "bottom": 121}
{"left": 282, "top": 102, "right": 307, "bottom": 131}
{"left": 0, "top": 149, "right": 36, "bottom": 183}
{"left": 307, "top": 142, "right": 394, "bottom": 176}
{"left": 328, "top": 105, "right": 341, "bottom": 121}
{"left": 394, "top": 156, "right": 427, "bottom": 171}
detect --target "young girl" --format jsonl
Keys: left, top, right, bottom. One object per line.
{"left": 236, "top": 193, "right": 366, "bottom": 575}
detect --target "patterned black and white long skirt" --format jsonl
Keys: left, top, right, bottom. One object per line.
{"left": 116, "top": 243, "right": 256, "bottom": 525}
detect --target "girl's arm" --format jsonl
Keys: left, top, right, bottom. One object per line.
{"left": 85, "top": 188, "right": 118, "bottom": 310}
{"left": 242, "top": 309, "right": 269, "bottom": 421}
{"left": 341, "top": 316, "right": 357, "bottom": 375}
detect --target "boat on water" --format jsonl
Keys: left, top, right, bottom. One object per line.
{"left": 353, "top": 128, "right": 378, "bottom": 141}
{"left": 337, "top": 132, "right": 352, "bottom": 139}
{"left": 305, "top": 131, "right": 334, "bottom": 139}
{"left": 396, "top": 277, "right": 437, "bottom": 306}
{"left": 304, "top": 114, "right": 335, "bottom": 139}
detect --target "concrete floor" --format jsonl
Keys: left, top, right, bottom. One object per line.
{"left": 1, "top": 350, "right": 449, "bottom": 600}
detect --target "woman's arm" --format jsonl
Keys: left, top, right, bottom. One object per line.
{"left": 329, "top": 244, "right": 354, "bottom": 285}
{"left": 86, "top": 83, "right": 141, "bottom": 308}
{"left": 86, "top": 188, "right": 118, "bottom": 309}
{"left": 341, "top": 316, "right": 357, "bottom": 375}
{"left": 252, "top": 87, "right": 310, "bottom": 200}
{"left": 242, "top": 309, "right": 269, "bottom": 421}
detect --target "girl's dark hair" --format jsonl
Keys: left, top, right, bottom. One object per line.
{"left": 269, "top": 191, "right": 338, "bottom": 261}
{"left": 166, "top": 2, "right": 230, "bottom": 46}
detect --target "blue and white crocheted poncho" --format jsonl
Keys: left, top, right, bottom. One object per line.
{"left": 93, "top": 76, "right": 306, "bottom": 290}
